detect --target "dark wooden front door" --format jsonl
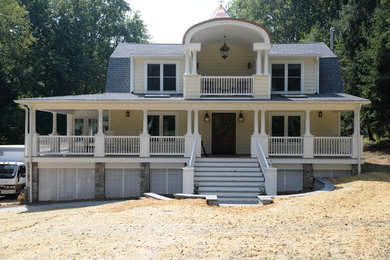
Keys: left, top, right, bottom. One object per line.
{"left": 212, "top": 113, "right": 236, "bottom": 155}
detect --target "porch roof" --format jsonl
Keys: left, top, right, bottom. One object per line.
{"left": 16, "top": 92, "right": 368, "bottom": 103}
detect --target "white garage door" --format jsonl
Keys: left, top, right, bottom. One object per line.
{"left": 105, "top": 169, "right": 140, "bottom": 198}
{"left": 277, "top": 169, "right": 303, "bottom": 192}
{"left": 150, "top": 169, "right": 182, "bottom": 194}
{"left": 39, "top": 168, "right": 94, "bottom": 201}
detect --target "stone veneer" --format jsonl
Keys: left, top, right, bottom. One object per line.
{"left": 303, "top": 163, "right": 314, "bottom": 190}
{"left": 32, "top": 162, "right": 39, "bottom": 202}
{"left": 140, "top": 162, "right": 150, "bottom": 194}
{"left": 95, "top": 162, "right": 105, "bottom": 199}
{"left": 351, "top": 164, "right": 358, "bottom": 175}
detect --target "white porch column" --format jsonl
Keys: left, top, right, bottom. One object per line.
{"left": 256, "top": 50, "right": 262, "bottom": 75}
{"left": 264, "top": 50, "right": 269, "bottom": 74}
{"left": 303, "top": 110, "right": 314, "bottom": 158}
{"left": 185, "top": 50, "right": 190, "bottom": 75}
{"left": 192, "top": 50, "right": 197, "bottom": 75}
{"left": 186, "top": 110, "right": 192, "bottom": 135}
{"left": 95, "top": 109, "right": 105, "bottom": 157}
{"left": 66, "top": 114, "right": 73, "bottom": 136}
{"left": 259, "top": 109, "right": 269, "bottom": 157}
{"left": 142, "top": 109, "right": 148, "bottom": 135}
{"left": 193, "top": 109, "right": 199, "bottom": 135}
{"left": 30, "top": 107, "right": 38, "bottom": 157}
{"left": 352, "top": 107, "right": 361, "bottom": 160}
{"left": 251, "top": 109, "right": 260, "bottom": 157}
{"left": 304, "top": 109, "right": 311, "bottom": 136}
{"left": 140, "top": 109, "right": 150, "bottom": 157}
{"left": 184, "top": 110, "right": 193, "bottom": 157}
{"left": 50, "top": 112, "right": 58, "bottom": 135}
{"left": 31, "top": 107, "right": 36, "bottom": 134}
{"left": 97, "top": 109, "right": 103, "bottom": 134}
{"left": 193, "top": 110, "right": 201, "bottom": 156}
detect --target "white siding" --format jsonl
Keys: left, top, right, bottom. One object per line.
{"left": 133, "top": 57, "right": 185, "bottom": 94}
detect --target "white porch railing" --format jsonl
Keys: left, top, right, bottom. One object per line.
{"left": 269, "top": 137, "right": 303, "bottom": 156}
{"left": 150, "top": 136, "right": 185, "bottom": 155}
{"left": 105, "top": 136, "right": 140, "bottom": 155}
{"left": 38, "top": 136, "right": 95, "bottom": 155}
{"left": 201, "top": 76, "right": 253, "bottom": 96}
{"left": 255, "top": 138, "right": 277, "bottom": 195}
{"left": 314, "top": 137, "right": 352, "bottom": 156}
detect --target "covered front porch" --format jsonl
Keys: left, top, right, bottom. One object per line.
{"left": 26, "top": 105, "right": 364, "bottom": 161}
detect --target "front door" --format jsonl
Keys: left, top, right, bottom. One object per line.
{"left": 212, "top": 113, "right": 236, "bottom": 155}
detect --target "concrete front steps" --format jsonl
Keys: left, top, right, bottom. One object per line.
{"left": 194, "top": 157, "right": 264, "bottom": 205}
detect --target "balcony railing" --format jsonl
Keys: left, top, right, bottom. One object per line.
{"left": 150, "top": 136, "right": 185, "bottom": 155}
{"left": 314, "top": 137, "right": 352, "bottom": 156}
{"left": 105, "top": 136, "right": 140, "bottom": 155}
{"left": 38, "top": 136, "right": 95, "bottom": 155}
{"left": 201, "top": 76, "right": 253, "bottom": 96}
{"left": 269, "top": 137, "right": 304, "bottom": 156}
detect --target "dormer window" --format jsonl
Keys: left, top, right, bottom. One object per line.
{"left": 271, "top": 63, "right": 303, "bottom": 93}
{"left": 146, "top": 62, "right": 178, "bottom": 92}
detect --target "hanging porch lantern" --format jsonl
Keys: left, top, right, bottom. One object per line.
{"left": 220, "top": 36, "right": 230, "bottom": 59}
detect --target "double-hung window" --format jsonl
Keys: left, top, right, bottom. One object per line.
{"left": 147, "top": 114, "right": 177, "bottom": 136}
{"left": 271, "top": 63, "right": 302, "bottom": 93}
{"left": 270, "top": 114, "right": 302, "bottom": 137}
{"left": 146, "top": 63, "right": 177, "bottom": 92}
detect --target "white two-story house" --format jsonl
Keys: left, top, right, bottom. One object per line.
{"left": 16, "top": 5, "right": 369, "bottom": 204}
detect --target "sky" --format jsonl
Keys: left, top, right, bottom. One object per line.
{"left": 126, "top": 0, "right": 232, "bottom": 43}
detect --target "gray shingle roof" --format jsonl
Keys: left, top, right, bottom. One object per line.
{"left": 105, "top": 57, "right": 130, "bottom": 93}
{"left": 18, "top": 92, "right": 368, "bottom": 102}
{"left": 319, "top": 57, "right": 344, "bottom": 93}
{"left": 111, "top": 43, "right": 183, "bottom": 57}
{"left": 111, "top": 42, "right": 336, "bottom": 58}
{"left": 269, "top": 42, "right": 336, "bottom": 57}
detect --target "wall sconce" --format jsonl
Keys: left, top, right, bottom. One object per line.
{"left": 318, "top": 111, "right": 323, "bottom": 118}
{"left": 247, "top": 62, "right": 251, "bottom": 70}
{"left": 204, "top": 111, "right": 210, "bottom": 122}
{"left": 126, "top": 110, "right": 130, "bottom": 117}
{"left": 238, "top": 111, "right": 244, "bottom": 123}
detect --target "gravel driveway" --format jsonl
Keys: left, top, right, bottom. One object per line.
{"left": 0, "top": 172, "right": 389, "bottom": 259}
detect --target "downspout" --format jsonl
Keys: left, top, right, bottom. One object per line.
{"left": 357, "top": 104, "right": 362, "bottom": 174}
{"left": 19, "top": 105, "right": 30, "bottom": 200}
{"left": 27, "top": 104, "right": 33, "bottom": 202}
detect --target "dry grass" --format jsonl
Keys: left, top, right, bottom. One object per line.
{"left": 0, "top": 172, "right": 389, "bottom": 259}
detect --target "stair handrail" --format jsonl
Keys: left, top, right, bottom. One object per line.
{"left": 188, "top": 138, "right": 197, "bottom": 168}
{"left": 255, "top": 138, "right": 269, "bottom": 170}
{"left": 255, "top": 138, "right": 277, "bottom": 195}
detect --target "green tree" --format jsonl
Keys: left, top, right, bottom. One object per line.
{"left": 228, "top": 0, "right": 344, "bottom": 43}
{"left": 0, "top": 0, "right": 34, "bottom": 144}
{"left": 336, "top": 0, "right": 390, "bottom": 139}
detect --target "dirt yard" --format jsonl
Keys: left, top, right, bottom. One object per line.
{"left": 0, "top": 172, "right": 389, "bottom": 259}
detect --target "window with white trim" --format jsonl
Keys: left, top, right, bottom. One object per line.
{"left": 270, "top": 114, "right": 303, "bottom": 136}
{"left": 146, "top": 63, "right": 177, "bottom": 92}
{"left": 271, "top": 63, "right": 302, "bottom": 92}
{"left": 147, "top": 114, "right": 177, "bottom": 136}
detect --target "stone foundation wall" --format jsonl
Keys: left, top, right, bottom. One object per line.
{"left": 303, "top": 164, "right": 314, "bottom": 190}
{"left": 140, "top": 162, "right": 150, "bottom": 194}
{"left": 95, "top": 162, "right": 105, "bottom": 199}
{"left": 32, "top": 162, "right": 39, "bottom": 202}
